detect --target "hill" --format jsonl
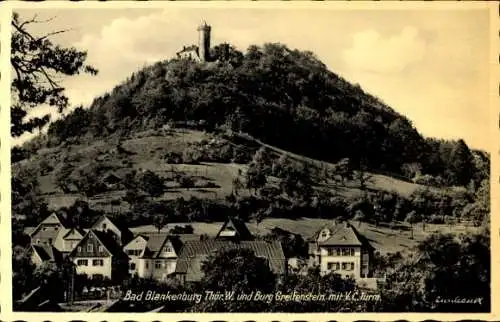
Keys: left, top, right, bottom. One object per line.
{"left": 18, "top": 42, "right": 487, "bottom": 189}
{"left": 12, "top": 42, "right": 489, "bottom": 235}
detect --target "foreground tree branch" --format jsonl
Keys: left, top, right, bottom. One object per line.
{"left": 11, "top": 12, "right": 98, "bottom": 137}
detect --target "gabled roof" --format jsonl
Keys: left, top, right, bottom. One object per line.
{"left": 215, "top": 217, "right": 253, "bottom": 240}
{"left": 310, "top": 221, "right": 376, "bottom": 252}
{"left": 40, "top": 212, "right": 68, "bottom": 227}
{"left": 174, "top": 239, "right": 286, "bottom": 282}
{"left": 62, "top": 227, "right": 86, "bottom": 240}
{"left": 93, "top": 230, "right": 129, "bottom": 259}
{"left": 69, "top": 229, "right": 128, "bottom": 259}
{"left": 312, "top": 221, "right": 363, "bottom": 246}
{"left": 102, "top": 172, "right": 122, "bottom": 184}
{"left": 127, "top": 232, "right": 186, "bottom": 258}
{"left": 30, "top": 212, "right": 69, "bottom": 237}
{"left": 30, "top": 226, "right": 62, "bottom": 241}
{"left": 91, "top": 215, "right": 133, "bottom": 237}
{"left": 30, "top": 244, "right": 63, "bottom": 263}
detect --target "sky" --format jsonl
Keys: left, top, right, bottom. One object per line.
{"left": 12, "top": 5, "right": 493, "bottom": 151}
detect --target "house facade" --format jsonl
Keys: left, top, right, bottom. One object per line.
{"left": 29, "top": 213, "right": 69, "bottom": 246}
{"left": 68, "top": 230, "right": 129, "bottom": 281}
{"left": 308, "top": 221, "right": 374, "bottom": 279}
{"left": 124, "top": 233, "right": 193, "bottom": 281}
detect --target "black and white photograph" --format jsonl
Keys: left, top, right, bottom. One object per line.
{"left": 4, "top": 2, "right": 496, "bottom": 316}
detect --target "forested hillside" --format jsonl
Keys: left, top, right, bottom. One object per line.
{"left": 18, "top": 42, "right": 487, "bottom": 188}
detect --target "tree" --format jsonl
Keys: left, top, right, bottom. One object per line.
{"left": 447, "top": 139, "right": 474, "bottom": 186}
{"left": 12, "top": 167, "right": 50, "bottom": 226}
{"left": 194, "top": 248, "right": 276, "bottom": 312}
{"left": 11, "top": 12, "right": 98, "bottom": 137}
{"left": 153, "top": 214, "right": 168, "bottom": 233}
{"left": 354, "top": 162, "right": 372, "bottom": 192}
{"left": 231, "top": 175, "right": 244, "bottom": 196}
{"left": 12, "top": 245, "right": 36, "bottom": 301}
{"left": 353, "top": 210, "right": 365, "bottom": 228}
{"left": 245, "top": 163, "right": 267, "bottom": 195}
{"left": 405, "top": 211, "right": 422, "bottom": 239}
{"left": 136, "top": 170, "right": 164, "bottom": 198}
{"left": 334, "top": 158, "right": 354, "bottom": 185}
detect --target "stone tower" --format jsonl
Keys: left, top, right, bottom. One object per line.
{"left": 197, "top": 21, "right": 211, "bottom": 62}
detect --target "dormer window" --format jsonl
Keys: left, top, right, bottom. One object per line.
{"left": 103, "top": 223, "right": 107, "bottom": 229}
{"left": 87, "top": 244, "right": 93, "bottom": 252}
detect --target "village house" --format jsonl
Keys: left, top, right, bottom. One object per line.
{"left": 26, "top": 243, "right": 63, "bottom": 267}
{"left": 68, "top": 229, "right": 129, "bottom": 281}
{"left": 27, "top": 213, "right": 132, "bottom": 270}
{"left": 308, "top": 220, "right": 374, "bottom": 279}
{"left": 29, "top": 212, "right": 69, "bottom": 247}
{"left": 173, "top": 217, "right": 287, "bottom": 285}
{"left": 123, "top": 233, "right": 194, "bottom": 281}
{"left": 90, "top": 215, "right": 134, "bottom": 246}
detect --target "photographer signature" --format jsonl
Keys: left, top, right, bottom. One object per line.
{"left": 435, "top": 296, "right": 484, "bottom": 305}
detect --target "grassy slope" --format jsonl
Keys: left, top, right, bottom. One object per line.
{"left": 31, "top": 128, "right": 430, "bottom": 211}
{"left": 20, "top": 128, "right": 475, "bottom": 254}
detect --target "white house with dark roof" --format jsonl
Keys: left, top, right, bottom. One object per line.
{"left": 68, "top": 229, "right": 129, "bottom": 281}
{"left": 308, "top": 220, "right": 374, "bottom": 279}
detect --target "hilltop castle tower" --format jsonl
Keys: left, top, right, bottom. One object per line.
{"left": 197, "top": 21, "right": 211, "bottom": 62}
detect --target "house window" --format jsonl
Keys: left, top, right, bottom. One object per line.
{"left": 130, "top": 263, "right": 136, "bottom": 270}
{"left": 98, "top": 246, "right": 104, "bottom": 252}
{"left": 77, "top": 259, "right": 88, "bottom": 266}
{"left": 92, "top": 259, "right": 104, "bottom": 266}
{"left": 126, "top": 249, "right": 141, "bottom": 256}
{"left": 92, "top": 274, "right": 104, "bottom": 280}
{"left": 327, "top": 248, "right": 334, "bottom": 256}
{"left": 48, "top": 238, "right": 53, "bottom": 244}
{"left": 155, "top": 261, "right": 162, "bottom": 269}
{"left": 36, "top": 239, "right": 40, "bottom": 244}
{"left": 328, "top": 262, "right": 339, "bottom": 270}
{"left": 87, "top": 244, "right": 93, "bottom": 252}
{"left": 342, "top": 248, "right": 354, "bottom": 256}
{"left": 164, "top": 245, "right": 173, "bottom": 253}
{"left": 335, "top": 248, "right": 341, "bottom": 256}
{"left": 146, "top": 262, "right": 149, "bottom": 269}
{"left": 341, "top": 262, "right": 354, "bottom": 271}
{"left": 103, "top": 223, "right": 107, "bottom": 229}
